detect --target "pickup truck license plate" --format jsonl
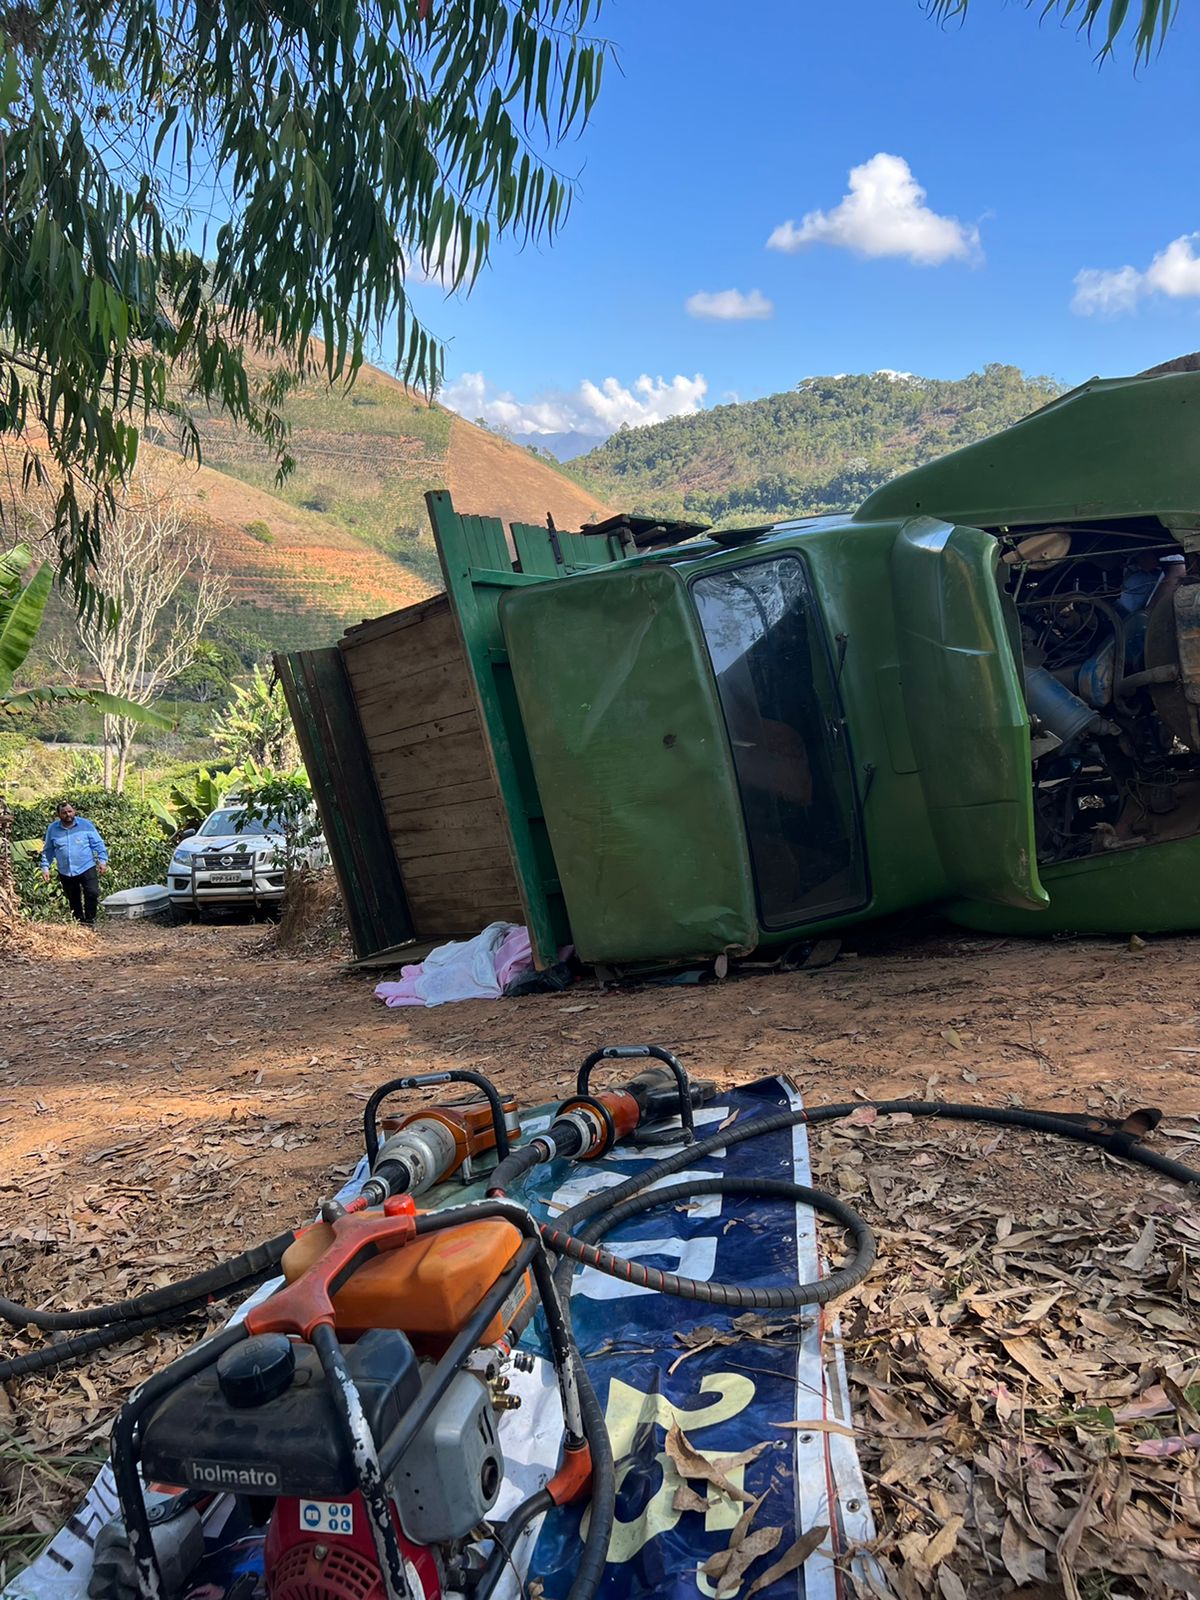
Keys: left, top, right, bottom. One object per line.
{"left": 209, "top": 872, "right": 244, "bottom": 884}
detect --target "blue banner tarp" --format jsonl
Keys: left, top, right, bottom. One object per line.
{"left": 6, "top": 1078, "right": 875, "bottom": 1600}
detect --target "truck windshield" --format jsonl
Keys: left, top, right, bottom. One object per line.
{"left": 692, "top": 554, "right": 868, "bottom": 927}
{"left": 198, "top": 809, "right": 285, "bottom": 837}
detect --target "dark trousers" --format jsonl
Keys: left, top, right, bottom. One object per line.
{"left": 59, "top": 867, "right": 100, "bottom": 924}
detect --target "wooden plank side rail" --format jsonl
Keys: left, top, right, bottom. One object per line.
{"left": 337, "top": 589, "right": 526, "bottom": 948}
{"left": 275, "top": 647, "right": 415, "bottom": 961}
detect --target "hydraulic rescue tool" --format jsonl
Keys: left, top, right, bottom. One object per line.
{"left": 356, "top": 1070, "right": 521, "bottom": 1208}
{"left": 2, "top": 1046, "right": 1199, "bottom": 1600}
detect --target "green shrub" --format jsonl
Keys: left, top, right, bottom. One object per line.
{"left": 68, "top": 748, "right": 105, "bottom": 788}
{"left": 11, "top": 787, "right": 172, "bottom": 920}
{"left": 245, "top": 520, "right": 274, "bottom": 544}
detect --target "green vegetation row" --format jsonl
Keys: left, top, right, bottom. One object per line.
{"left": 570, "top": 366, "right": 1063, "bottom": 524}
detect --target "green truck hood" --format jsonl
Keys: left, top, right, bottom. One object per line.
{"left": 857, "top": 370, "right": 1200, "bottom": 533}
{"left": 890, "top": 518, "right": 1047, "bottom": 912}
{"left": 499, "top": 564, "right": 757, "bottom": 964}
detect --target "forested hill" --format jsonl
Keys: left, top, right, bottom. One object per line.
{"left": 571, "top": 365, "right": 1063, "bottom": 524}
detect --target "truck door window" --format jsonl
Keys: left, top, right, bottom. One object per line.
{"left": 693, "top": 555, "right": 868, "bottom": 927}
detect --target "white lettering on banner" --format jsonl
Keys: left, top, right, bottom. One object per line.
{"left": 596, "top": 1374, "right": 757, "bottom": 1563}
{"left": 550, "top": 1169, "right": 724, "bottom": 1221}
{"left": 571, "top": 1235, "right": 719, "bottom": 1301}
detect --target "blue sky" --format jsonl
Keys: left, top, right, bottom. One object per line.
{"left": 410, "top": 0, "right": 1200, "bottom": 450}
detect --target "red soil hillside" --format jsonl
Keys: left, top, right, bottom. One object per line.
{"left": 444, "top": 416, "right": 610, "bottom": 530}
{"left": 178, "top": 357, "right": 613, "bottom": 647}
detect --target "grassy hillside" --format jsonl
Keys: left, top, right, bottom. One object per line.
{"left": 181, "top": 358, "right": 612, "bottom": 648}
{"left": 571, "top": 364, "right": 1063, "bottom": 524}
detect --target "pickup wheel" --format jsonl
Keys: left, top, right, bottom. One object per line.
{"left": 168, "top": 903, "right": 198, "bottom": 925}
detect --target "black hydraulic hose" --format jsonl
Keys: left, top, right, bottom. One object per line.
{"left": 488, "top": 1138, "right": 552, "bottom": 1196}
{"left": 0, "top": 1233, "right": 294, "bottom": 1334}
{"left": 0, "top": 1311, "right": 192, "bottom": 1384}
{"left": 363, "top": 1070, "right": 512, "bottom": 1167}
{"left": 546, "top": 1178, "right": 875, "bottom": 1308}
{"left": 548, "top": 1100, "right": 1200, "bottom": 1245}
{"left": 566, "top": 1348, "right": 615, "bottom": 1600}
{"left": 527, "top": 1099, "right": 1199, "bottom": 1312}
{"left": 472, "top": 1491, "right": 554, "bottom": 1600}
{"left": 0, "top": 1269, "right": 277, "bottom": 1384}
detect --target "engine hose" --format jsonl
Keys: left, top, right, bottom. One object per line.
{"left": 520, "top": 1098, "right": 1199, "bottom": 1326}
{"left": 565, "top": 1343, "right": 615, "bottom": 1600}
{"left": 472, "top": 1489, "right": 554, "bottom": 1600}
{"left": 0, "top": 1270, "right": 276, "bottom": 1385}
{"left": 544, "top": 1177, "right": 874, "bottom": 1308}
{"left": 537, "top": 1099, "right": 1200, "bottom": 1252}
{"left": 0, "top": 1232, "right": 295, "bottom": 1334}
{"left": 488, "top": 1140, "right": 551, "bottom": 1196}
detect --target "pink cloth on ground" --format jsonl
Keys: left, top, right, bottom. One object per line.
{"left": 373, "top": 922, "right": 534, "bottom": 1009}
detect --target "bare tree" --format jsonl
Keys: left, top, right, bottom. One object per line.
{"left": 57, "top": 467, "right": 230, "bottom": 791}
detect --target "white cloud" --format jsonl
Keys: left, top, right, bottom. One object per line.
{"left": 685, "top": 288, "right": 774, "bottom": 321}
{"left": 1073, "top": 232, "right": 1200, "bottom": 317}
{"left": 1071, "top": 265, "right": 1143, "bottom": 317}
{"left": 442, "top": 370, "right": 707, "bottom": 441}
{"left": 767, "top": 153, "right": 981, "bottom": 267}
{"left": 1147, "top": 235, "right": 1200, "bottom": 298}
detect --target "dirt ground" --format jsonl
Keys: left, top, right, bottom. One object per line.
{"left": 2, "top": 920, "right": 1199, "bottom": 1596}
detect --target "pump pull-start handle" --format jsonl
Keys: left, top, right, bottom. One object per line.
{"left": 577, "top": 1046, "right": 696, "bottom": 1143}
{"left": 244, "top": 1206, "right": 418, "bottom": 1342}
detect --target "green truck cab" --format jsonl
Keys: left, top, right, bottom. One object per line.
{"left": 283, "top": 370, "right": 1200, "bottom": 969}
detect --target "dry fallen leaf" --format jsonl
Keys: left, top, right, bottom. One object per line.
{"left": 999, "top": 1335, "right": 1062, "bottom": 1392}
{"left": 672, "top": 1482, "right": 709, "bottom": 1515}
{"left": 1121, "top": 1217, "right": 1157, "bottom": 1273}
{"left": 770, "top": 1418, "right": 857, "bottom": 1439}
{"left": 713, "top": 1526, "right": 783, "bottom": 1597}
{"left": 1000, "top": 1516, "right": 1048, "bottom": 1586}
{"left": 665, "top": 1422, "right": 754, "bottom": 1503}
{"left": 701, "top": 1494, "right": 764, "bottom": 1582}
{"left": 937, "top": 1568, "right": 967, "bottom": 1600}
{"left": 923, "top": 1514, "right": 963, "bottom": 1569}
{"left": 701, "top": 1496, "right": 785, "bottom": 1599}
{"left": 1131, "top": 1431, "right": 1200, "bottom": 1457}
{"left": 745, "top": 1526, "right": 828, "bottom": 1598}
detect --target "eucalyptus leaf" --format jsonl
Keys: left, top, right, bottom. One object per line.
{"left": 0, "top": 2, "right": 611, "bottom": 613}
{"left": 926, "top": 0, "right": 1177, "bottom": 63}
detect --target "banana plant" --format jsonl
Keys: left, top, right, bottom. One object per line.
{"left": 151, "top": 765, "right": 240, "bottom": 838}
{"left": 0, "top": 544, "right": 171, "bottom": 725}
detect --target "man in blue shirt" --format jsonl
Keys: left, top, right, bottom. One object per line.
{"left": 39, "top": 801, "right": 109, "bottom": 925}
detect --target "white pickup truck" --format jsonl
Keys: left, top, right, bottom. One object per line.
{"left": 167, "top": 803, "right": 326, "bottom": 919}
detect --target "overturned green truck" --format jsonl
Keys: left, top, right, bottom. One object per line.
{"left": 279, "top": 370, "right": 1200, "bottom": 970}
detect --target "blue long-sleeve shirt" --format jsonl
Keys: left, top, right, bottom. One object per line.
{"left": 39, "top": 817, "right": 108, "bottom": 875}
